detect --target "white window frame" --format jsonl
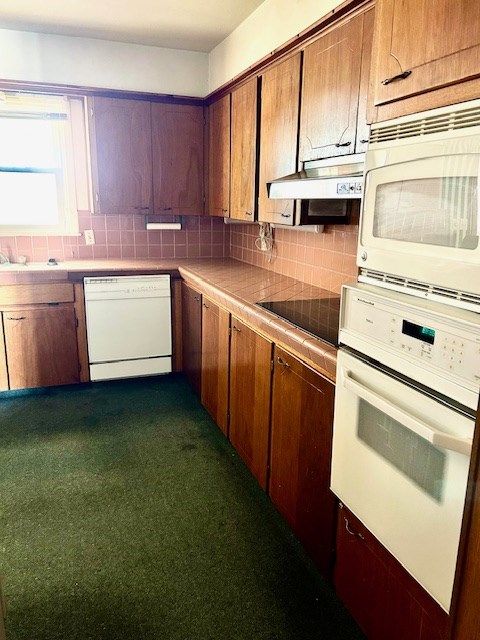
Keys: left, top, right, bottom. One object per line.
{"left": 0, "top": 92, "right": 92, "bottom": 236}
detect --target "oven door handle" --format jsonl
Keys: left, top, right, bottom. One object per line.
{"left": 342, "top": 370, "right": 473, "bottom": 456}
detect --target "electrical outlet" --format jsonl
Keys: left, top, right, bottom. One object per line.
{"left": 84, "top": 229, "right": 95, "bottom": 245}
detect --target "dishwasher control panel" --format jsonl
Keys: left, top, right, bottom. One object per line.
{"left": 84, "top": 274, "right": 171, "bottom": 300}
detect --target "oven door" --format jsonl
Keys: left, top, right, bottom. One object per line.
{"left": 331, "top": 348, "right": 474, "bottom": 612}
{"left": 358, "top": 147, "right": 480, "bottom": 295}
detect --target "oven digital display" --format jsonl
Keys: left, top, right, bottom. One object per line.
{"left": 402, "top": 320, "right": 435, "bottom": 344}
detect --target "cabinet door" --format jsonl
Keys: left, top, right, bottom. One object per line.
{"left": 201, "top": 297, "right": 230, "bottom": 435}
{"left": 3, "top": 305, "right": 80, "bottom": 390}
{"left": 258, "top": 54, "right": 301, "bottom": 225}
{"left": 90, "top": 97, "right": 153, "bottom": 215}
{"left": 335, "top": 504, "right": 449, "bottom": 640}
{"left": 355, "top": 8, "right": 374, "bottom": 153}
{"left": 371, "top": 0, "right": 480, "bottom": 109}
{"left": 269, "top": 346, "right": 336, "bottom": 577}
{"left": 229, "top": 318, "right": 272, "bottom": 490}
{"left": 299, "top": 14, "right": 364, "bottom": 161}
{"left": 207, "top": 95, "right": 230, "bottom": 217}
{"left": 181, "top": 282, "right": 202, "bottom": 396}
{"left": 0, "top": 315, "right": 8, "bottom": 391}
{"left": 152, "top": 103, "right": 204, "bottom": 216}
{"left": 230, "top": 78, "right": 258, "bottom": 221}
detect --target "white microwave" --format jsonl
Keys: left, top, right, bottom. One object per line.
{"left": 358, "top": 99, "right": 480, "bottom": 309}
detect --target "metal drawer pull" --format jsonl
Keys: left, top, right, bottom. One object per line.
{"left": 245, "top": 211, "right": 253, "bottom": 216}
{"left": 342, "top": 369, "right": 473, "bottom": 456}
{"left": 6, "top": 316, "right": 26, "bottom": 321}
{"left": 344, "top": 518, "right": 365, "bottom": 540}
{"left": 381, "top": 69, "right": 412, "bottom": 85}
{"left": 280, "top": 213, "right": 292, "bottom": 218}
{"left": 277, "top": 356, "right": 290, "bottom": 368}
{"left": 335, "top": 141, "right": 351, "bottom": 148}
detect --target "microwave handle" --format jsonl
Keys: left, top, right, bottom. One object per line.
{"left": 341, "top": 369, "right": 472, "bottom": 456}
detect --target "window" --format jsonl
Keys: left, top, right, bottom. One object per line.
{"left": 0, "top": 91, "right": 91, "bottom": 235}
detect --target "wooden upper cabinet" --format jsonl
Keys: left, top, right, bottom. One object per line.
{"left": 370, "top": 0, "right": 480, "bottom": 119}
{"left": 258, "top": 54, "right": 301, "bottom": 225}
{"left": 229, "top": 318, "right": 272, "bottom": 490}
{"left": 90, "top": 97, "right": 153, "bottom": 215}
{"left": 207, "top": 95, "right": 231, "bottom": 217}
{"left": 152, "top": 103, "right": 204, "bottom": 216}
{"left": 299, "top": 14, "right": 364, "bottom": 162}
{"left": 355, "top": 7, "right": 375, "bottom": 152}
{"left": 3, "top": 305, "right": 80, "bottom": 390}
{"left": 230, "top": 78, "right": 258, "bottom": 221}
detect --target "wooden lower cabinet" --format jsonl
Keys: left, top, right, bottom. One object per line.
{"left": 335, "top": 503, "right": 449, "bottom": 640}
{"left": 3, "top": 305, "right": 80, "bottom": 390}
{"left": 201, "top": 297, "right": 230, "bottom": 435}
{"left": 269, "top": 346, "right": 336, "bottom": 577}
{"left": 181, "top": 282, "right": 202, "bottom": 395}
{"left": 229, "top": 318, "right": 272, "bottom": 490}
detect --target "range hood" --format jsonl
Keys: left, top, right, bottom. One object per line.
{"left": 267, "top": 153, "right": 365, "bottom": 200}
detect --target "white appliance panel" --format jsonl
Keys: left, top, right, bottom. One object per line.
{"left": 331, "top": 349, "right": 473, "bottom": 612}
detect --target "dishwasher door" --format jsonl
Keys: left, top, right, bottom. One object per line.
{"left": 84, "top": 275, "right": 172, "bottom": 381}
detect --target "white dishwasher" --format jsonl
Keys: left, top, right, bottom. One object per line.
{"left": 84, "top": 275, "right": 172, "bottom": 381}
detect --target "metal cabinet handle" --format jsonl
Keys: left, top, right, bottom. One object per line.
{"left": 222, "top": 208, "right": 228, "bottom": 213}
{"left": 6, "top": 316, "right": 26, "bottom": 321}
{"left": 381, "top": 69, "right": 412, "bottom": 85}
{"left": 277, "top": 356, "right": 290, "bottom": 368}
{"left": 344, "top": 517, "right": 365, "bottom": 540}
{"left": 202, "top": 302, "right": 209, "bottom": 309}
{"left": 232, "top": 325, "right": 241, "bottom": 333}
{"left": 245, "top": 211, "right": 253, "bottom": 216}
{"left": 335, "top": 141, "right": 351, "bottom": 148}
{"left": 193, "top": 296, "right": 200, "bottom": 302}
{"left": 134, "top": 206, "right": 150, "bottom": 211}
{"left": 360, "top": 139, "right": 369, "bottom": 144}
{"left": 280, "top": 213, "right": 292, "bottom": 218}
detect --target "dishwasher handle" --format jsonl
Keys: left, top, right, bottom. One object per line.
{"left": 341, "top": 369, "right": 473, "bottom": 457}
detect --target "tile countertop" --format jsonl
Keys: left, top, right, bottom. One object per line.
{"left": 0, "top": 258, "right": 340, "bottom": 381}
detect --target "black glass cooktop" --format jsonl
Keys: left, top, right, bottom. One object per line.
{"left": 256, "top": 296, "right": 341, "bottom": 346}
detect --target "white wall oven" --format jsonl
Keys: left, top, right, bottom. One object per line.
{"left": 331, "top": 283, "right": 479, "bottom": 612}
{"left": 358, "top": 99, "right": 480, "bottom": 309}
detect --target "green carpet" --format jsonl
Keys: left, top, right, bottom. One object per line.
{"left": 0, "top": 375, "right": 365, "bottom": 640}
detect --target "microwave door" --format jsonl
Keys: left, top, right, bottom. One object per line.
{"left": 358, "top": 153, "right": 480, "bottom": 294}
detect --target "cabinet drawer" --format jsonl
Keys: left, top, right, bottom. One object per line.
{"left": 0, "top": 283, "right": 75, "bottom": 307}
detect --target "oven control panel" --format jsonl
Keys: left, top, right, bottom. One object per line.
{"left": 339, "top": 284, "right": 480, "bottom": 406}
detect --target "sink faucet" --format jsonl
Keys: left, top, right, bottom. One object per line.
{"left": 0, "top": 252, "right": 10, "bottom": 264}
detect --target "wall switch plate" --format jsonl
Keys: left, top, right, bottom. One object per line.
{"left": 84, "top": 229, "right": 95, "bottom": 245}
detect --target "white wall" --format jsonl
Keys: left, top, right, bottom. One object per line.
{"left": 208, "top": 0, "right": 342, "bottom": 92}
{"left": 0, "top": 29, "right": 209, "bottom": 97}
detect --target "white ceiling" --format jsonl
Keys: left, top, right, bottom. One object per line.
{"left": 0, "top": 0, "right": 266, "bottom": 52}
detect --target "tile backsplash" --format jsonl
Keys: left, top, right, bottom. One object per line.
{"left": 229, "top": 216, "right": 359, "bottom": 294}
{"left": 0, "top": 214, "right": 229, "bottom": 264}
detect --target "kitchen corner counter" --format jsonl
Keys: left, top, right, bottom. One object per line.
{"left": 177, "top": 259, "right": 339, "bottom": 381}
{"left": 0, "top": 257, "right": 339, "bottom": 380}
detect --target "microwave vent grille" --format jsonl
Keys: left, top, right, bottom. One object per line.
{"left": 370, "top": 104, "right": 480, "bottom": 144}
{"left": 359, "top": 269, "right": 480, "bottom": 312}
